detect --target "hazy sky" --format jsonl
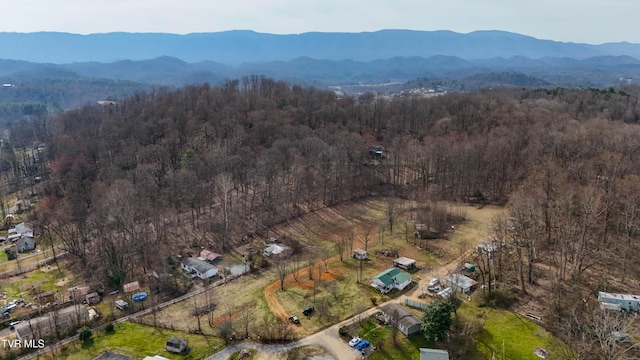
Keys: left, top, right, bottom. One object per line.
{"left": 2, "top": 0, "right": 638, "bottom": 44}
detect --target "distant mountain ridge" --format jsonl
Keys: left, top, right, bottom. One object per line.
{"left": 1, "top": 30, "right": 640, "bottom": 64}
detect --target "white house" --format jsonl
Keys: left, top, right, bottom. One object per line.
{"left": 380, "top": 303, "right": 422, "bottom": 337}
{"left": 371, "top": 268, "right": 412, "bottom": 293}
{"left": 181, "top": 257, "right": 218, "bottom": 279}
{"left": 444, "top": 274, "right": 477, "bottom": 294}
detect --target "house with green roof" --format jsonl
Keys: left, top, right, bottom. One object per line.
{"left": 371, "top": 267, "right": 412, "bottom": 293}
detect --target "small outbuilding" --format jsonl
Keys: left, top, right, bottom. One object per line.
{"left": 353, "top": 248, "right": 367, "bottom": 260}
{"left": 263, "top": 244, "right": 291, "bottom": 257}
{"left": 86, "top": 292, "right": 101, "bottom": 305}
{"left": 414, "top": 224, "right": 439, "bottom": 239}
{"left": 199, "top": 249, "right": 221, "bottom": 263}
{"left": 393, "top": 257, "right": 416, "bottom": 270}
{"left": 166, "top": 336, "right": 188, "bottom": 354}
{"left": 419, "top": 348, "right": 450, "bottom": 360}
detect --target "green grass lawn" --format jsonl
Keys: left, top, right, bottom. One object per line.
{"left": 347, "top": 300, "right": 569, "bottom": 360}
{"left": 51, "top": 321, "right": 224, "bottom": 360}
{"left": 354, "top": 318, "right": 432, "bottom": 360}
{"left": 458, "top": 302, "right": 568, "bottom": 360}
{"left": 0, "top": 266, "right": 73, "bottom": 301}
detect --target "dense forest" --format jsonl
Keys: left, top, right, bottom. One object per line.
{"left": 9, "top": 76, "right": 640, "bottom": 358}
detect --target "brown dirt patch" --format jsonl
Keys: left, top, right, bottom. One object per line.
{"left": 264, "top": 255, "right": 342, "bottom": 321}
{"left": 55, "top": 277, "right": 71, "bottom": 286}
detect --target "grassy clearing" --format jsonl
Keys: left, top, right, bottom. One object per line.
{"left": 458, "top": 302, "right": 565, "bottom": 360}
{"left": 349, "top": 317, "right": 431, "bottom": 360}
{"left": 44, "top": 321, "right": 224, "bottom": 360}
{"left": 0, "top": 265, "right": 73, "bottom": 301}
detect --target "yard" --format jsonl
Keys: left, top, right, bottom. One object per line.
{"left": 141, "top": 199, "right": 502, "bottom": 341}
{"left": 40, "top": 321, "right": 224, "bottom": 359}
{"left": 0, "top": 264, "right": 74, "bottom": 303}
{"left": 342, "top": 300, "right": 568, "bottom": 360}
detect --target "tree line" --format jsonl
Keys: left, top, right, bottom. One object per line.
{"left": 10, "top": 77, "right": 640, "bottom": 357}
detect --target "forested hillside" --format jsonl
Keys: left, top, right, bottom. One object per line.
{"left": 15, "top": 77, "right": 640, "bottom": 358}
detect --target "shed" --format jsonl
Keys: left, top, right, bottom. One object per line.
{"left": 444, "top": 274, "right": 477, "bottom": 294}
{"left": 263, "top": 244, "right": 291, "bottom": 257}
{"left": 393, "top": 257, "right": 416, "bottom": 270}
{"left": 419, "top": 348, "right": 450, "bottom": 360}
{"left": 353, "top": 248, "right": 367, "bottom": 260}
{"left": 414, "top": 224, "right": 439, "bottom": 239}
{"left": 123, "top": 281, "right": 140, "bottom": 293}
{"left": 380, "top": 303, "right": 422, "bottom": 337}
{"left": 86, "top": 292, "right": 101, "bottom": 305}
{"left": 199, "top": 249, "right": 221, "bottom": 263}
{"left": 166, "top": 336, "right": 188, "bottom": 354}
{"left": 34, "top": 291, "right": 55, "bottom": 304}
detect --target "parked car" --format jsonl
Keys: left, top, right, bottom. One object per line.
{"left": 302, "top": 306, "right": 315, "bottom": 316}
{"left": 348, "top": 336, "right": 362, "bottom": 347}
{"left": 427, "top": 285, "right": 440, "bottom": 292}
{"left": 428, "top": 278, "right": 439, "bottom": 287}
{"left": 9, "top": 320, "right": 20, "bottom": 330}
{"left": 357, "top": 340, "right": 370, "bottom": 350}
{"left": 288, "top": 316, "right": 300, "bottom": 324}
{"left": 0, "top": 237, "right": 6, "bottom": 243}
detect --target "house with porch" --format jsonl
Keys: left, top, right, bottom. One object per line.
{"left": 371, "top": 268, "right": 412, "bottom": 294}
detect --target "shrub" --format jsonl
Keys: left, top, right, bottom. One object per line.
{"left": 105, "top": 322, "right": 115, "bottom": 334}
{"left": 78, "top": 326, "right": 92, "bottom": 342}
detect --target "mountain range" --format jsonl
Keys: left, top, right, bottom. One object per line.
{"left": 1, "top": 30, "right": 640, "bottom": 64}
{"left": 1, "top": 30, "right": 640, "bottom": 111}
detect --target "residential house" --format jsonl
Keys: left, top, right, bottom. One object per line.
{"left": 166, "top": 336, "right": 188, "bottom": 354}
{"left": 380, "top": 303, "right": 422, "bottom": 337}
{"left": 10, "top": 222, "right": 34, "bottom": 237}
{"left": 17, "top": 237, "right": 36, "bottom": 253}
{"left": 199, "top": 249, "right": 221, "bottom": 263}
{"left": 371, "top": 268, "right": 412, "bottom": 294}
{"left": 419, "top": 348, "right": 450, "bottom": 360}
{"left": 181, "top": 257, "right": 219, "bottom": 279}
{"left": 393, "top": 257, "right": 416, "bottom": 270}
{"left": 598, "top": 292, "right": 640, "bottom": 312}
{"left": 15, "top": 305, "right": 89, "bottom": 340}
{"left": 353, "top": 248, "right": 367, "bottom": 260}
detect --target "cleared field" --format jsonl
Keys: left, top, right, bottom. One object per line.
{"left": 43, "top": 321, "right": 224, "bottom": 360}
{"left": 143, "top": 199, "right": 503, "bottom": 341}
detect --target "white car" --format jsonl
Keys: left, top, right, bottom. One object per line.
{"left": 348, "top": 336, "right": 362, "bottom": 347}
{"left": 428, "top": 278, "right": 439, "bottom": 287}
